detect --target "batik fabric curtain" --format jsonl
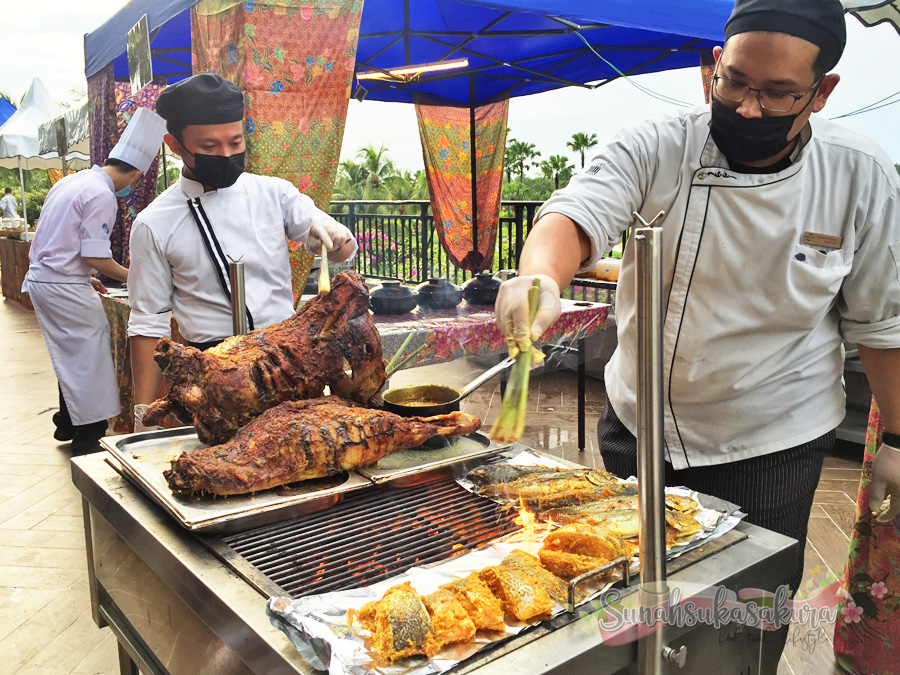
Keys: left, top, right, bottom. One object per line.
{"left": 192, "top": 0, "right": 364, "bottom": 296}
{"left": 415, "top": 97, "right": 509, "bottom": 272}
{"left": 86, "top": 66, "right": 163, "bottom": 267}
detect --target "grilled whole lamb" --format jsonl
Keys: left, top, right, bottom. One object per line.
{"left": 164, "top": 397, "right": 482, "bottom": 495}
{"left": 143, "top": 271, "right": 386, "bottom": 445}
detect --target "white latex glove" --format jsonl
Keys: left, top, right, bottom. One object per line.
{"left": 870, "top": 442, "right": 900, "bottom": 522}
{"left": 133, "top": 404, "right": 159, "bottom": 433}
{"left": 494, "top": 273, "right": 561, "bottom": 361}
{"left": 308, "top": 219, "right": 354, "bottom": 254}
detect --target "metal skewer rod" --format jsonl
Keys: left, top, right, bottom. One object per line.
{"left": 229, "top": 257, "right": 249, "bottom": 336}
{"left": 633, "top": 211, "right": 672, "bottom": 675}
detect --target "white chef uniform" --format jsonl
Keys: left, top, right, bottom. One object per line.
{"left": 22, "top": 108, "right": 166, "bottom": 426}
{"left": 23, "top": 167, "right": 123, "bottom": 424}
{"left": 127, "top": 172, "right": 356, "bottom": 343}
{"left": 537, "top": 105, "right": 900, "bottom": 469}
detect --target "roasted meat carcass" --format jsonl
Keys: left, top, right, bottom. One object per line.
{"left": 143, "top": 271, "right": 386, "bottom": 445}
{"left": 164, "top": 397, "right": 481, "bottom": 495}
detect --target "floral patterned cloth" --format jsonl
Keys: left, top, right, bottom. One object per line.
{"left": 378, "top": 298, "right": 609, "bottom": 368}
{"left": 86, "top": 66, "right": 162, "bottom": 267}
{"left": 415, "top": 97, "right": 508, "bottom": 272}
{"left": 192, "top": 0, "right": 364, "bottom": 294}
{"left": 700, "top": 50, "right": 715, "bottom": 104}
{"left": 101, "top": 295, "right": 185, "bottom": 432}
{"left": 834, "top": 399, "right": 900, "bottom": 674}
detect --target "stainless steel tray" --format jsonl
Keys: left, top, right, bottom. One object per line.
{"left": 355, "top": 433, "right": 510, "bottom": 485}
{"left": 102, "top": 428, "right": 372, "bottom": 534}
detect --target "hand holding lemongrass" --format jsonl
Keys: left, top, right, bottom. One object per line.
{"left": 318, "top": 241, "right": 330, "bottom": 294}
{"left": 490, "top": 278, "right": 543, "bottom": 444}
{"left": 495, "top": 273, "right": 561, "bottom": 362}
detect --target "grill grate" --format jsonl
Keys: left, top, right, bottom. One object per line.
{"left": 219, "top": 477, "right": 518, "bottom": 598}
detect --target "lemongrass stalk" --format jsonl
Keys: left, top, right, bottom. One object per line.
{"left": 318, "top": 241, "right": 330, "bottom": 294}
{"left": 489, "top": 279, "right": 541, "bottom": 443}
{"left": 385, "top": 343, "right": 427, "bottom": 378}
{"left": 385, "top": 333, "right": 415, "bottom": 374}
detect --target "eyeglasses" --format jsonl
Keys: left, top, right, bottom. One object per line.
{"left": 712, "top": 74, "right": 822, "bottom": 113}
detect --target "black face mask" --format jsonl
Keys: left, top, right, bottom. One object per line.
{"left": 184, "top": 149, "right": 245, "bottom": 189}
{"left": 709, "top": 98, "right": 800, "bottom": 164}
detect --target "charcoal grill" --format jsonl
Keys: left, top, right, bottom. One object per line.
{"left": 208, "top": 477, "right": 518, "bottom": 598}
{"left": 72, "top": 454, "right": 798, "bottom": 675}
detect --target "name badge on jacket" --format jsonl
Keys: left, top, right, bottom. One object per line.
{"left": 801, "top": 231, "right": 842, "bottom": 250}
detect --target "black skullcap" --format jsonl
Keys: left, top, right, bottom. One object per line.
{"left": 724, "top": 0, "right": 847, "bottom": 72}
{"left": 156, "top": 73, "right": 244, "bottom": 131}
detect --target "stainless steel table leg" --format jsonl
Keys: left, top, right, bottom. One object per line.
{"left": 578, "top": 337, "right": 586, "bottom": 452}
{"left": 117, "top": 641, "right": 139, "bottom": 675}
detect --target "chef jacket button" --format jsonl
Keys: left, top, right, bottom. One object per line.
{"left": 698, "top": 172, "right": 707, "bottom": 180}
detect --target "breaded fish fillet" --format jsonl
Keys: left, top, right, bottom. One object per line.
{"left": 422, "top": 589, "right": 477, "bottom": 646}
{"left": 479, "top": 565, "right": 554, "bottom": 621}
{"left": 441, "top": 572, "right": 506, "bottom": 632}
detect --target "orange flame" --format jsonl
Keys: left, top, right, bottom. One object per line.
{"left": 515, "top": 495, "right": 536, "bottom": 539}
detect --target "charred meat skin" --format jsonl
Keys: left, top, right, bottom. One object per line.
{"left": 164, "top": 398, "right": 482, "bottom": 496}
{"left": 144, "top": 271, "right": 387, "bottom": 445}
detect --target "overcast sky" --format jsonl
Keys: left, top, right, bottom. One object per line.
{"left": 3, "top": 2, "right": 898, "bottom": 172}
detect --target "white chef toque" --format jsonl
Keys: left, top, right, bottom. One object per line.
{"left": 108, "top": 107, "right": 167, "bottom": 173}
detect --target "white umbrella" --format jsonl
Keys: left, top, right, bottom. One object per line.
{"left": 0, "top": 78, "right": 89, "bottom": 224}
{"left": 843, "top": 1, "right": 900, "bottom": 34}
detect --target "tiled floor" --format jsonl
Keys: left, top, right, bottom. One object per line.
{"left": 1, "top": 297, "right": 862, "bottom": 674}
{"left": 0, "top": 298, "right": 119, "bottom": 674}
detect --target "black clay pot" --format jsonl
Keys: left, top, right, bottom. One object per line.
{"left": 370, "top": 281, "right": 417, "bottom": 315}
{"left": 414, "top": 278, "right": 463, "bottom": 310}
{"left": 461, "top": 273, "right": 502, "bottom": 305}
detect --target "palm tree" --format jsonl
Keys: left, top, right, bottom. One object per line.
{"left": 384, "top": 170, "right": 429, "bottom": 214}
{"left": 505, "top": 140, "right": 541, "bottom": 181}
{"left": 566, "top": 132, "right": 599, "bottom": 168}
{"left": 331, "top": 159, "right": 369, "bottom": 202}
{"left": 357, "top": 144, "right": 394, "bottom": 199}
{"left": 540, "top": 155, "right": 575, "bottom": 190}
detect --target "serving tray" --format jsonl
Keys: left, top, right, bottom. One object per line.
{"left": 354, "top": 433, "right": 510, "bottom": 485}
{"left": 102, "top": 428, "right": 372, "bottom": 534}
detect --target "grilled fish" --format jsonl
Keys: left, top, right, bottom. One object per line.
{"left": 480, "top": 468, "right": 617, "bottom": 505}
{"left": 479, "top": 565, "right": 555, "bottom": 622}
{"left": 347, "top": 582, "right": 440, "bottom": 661}
{"left": 466, "top": 464, "right": 559, "bottom": 487}
{"left": 441, "top": 572, "right": 506, "bottom": 632}
{"left": 422, "top": 589, "right": 477, "bottom": 646}
{"left": 500, "top": 549, "right": 567, "bottom": 603}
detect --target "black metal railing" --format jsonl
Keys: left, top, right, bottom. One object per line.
{"left": 329, "top": 199, "right": 628, "bottom": 300}
{"left": 330, "top": 200, "right": 543, "bottom": 285}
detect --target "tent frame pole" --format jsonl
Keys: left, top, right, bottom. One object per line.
{"left": 17, "top": 157, "right": 28, "bottom": 229}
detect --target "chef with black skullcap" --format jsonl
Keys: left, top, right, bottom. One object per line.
{"left": 128, "top": 73, "right": 356, "bottom": 429}
{"left": 24, "top": 107, "right": 167, "bottom": 454}
{"left": 496, "top": 0, "right": 900, "bottom": 652}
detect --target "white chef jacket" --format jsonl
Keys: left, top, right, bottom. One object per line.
{"left": 21, "top": 165, "right": 121, "bottom": 424}
{"left": 0, "top": 193, "right": 17, "bottom": 218}
{"left": 537, "top": 105, "right": 900, "bottom": 469}
{"left": 127, "top": 172, "right": 355, "bottom": 343}
{"left": 26, "top": 166, "right": 118, "bottom": 281}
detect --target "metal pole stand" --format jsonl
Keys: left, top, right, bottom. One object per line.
{"left": 633, "top": 211, "right": 687, "bottom": 673}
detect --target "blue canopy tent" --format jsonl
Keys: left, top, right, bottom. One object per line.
{"left": 0, "top": 97, "right": 15, "bottom": 128}
{"left": 84, "top": 0, "right": 732, "bottom": 103}
{"left": 82, "top": 0, "right": 732, "bottom": 273}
